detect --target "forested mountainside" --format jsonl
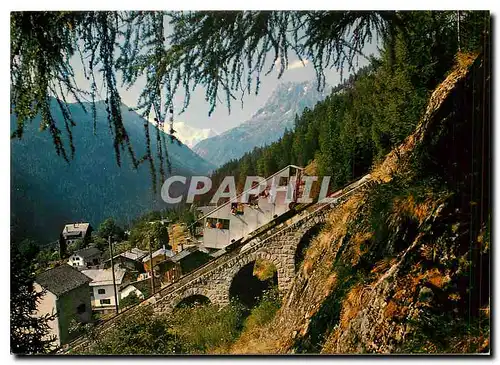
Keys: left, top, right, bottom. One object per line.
{"left": 208, "top": 12, "right": 488, "bottom": 196}
{"left": 192, "top": 80, "right": 328, "bottom": 167}
{"left": 11, "top": 100, "right": 215, "bottom": 245}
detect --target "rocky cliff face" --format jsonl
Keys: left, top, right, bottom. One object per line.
{"left": 229, "top": 52, "right": 490, "bottom": 354}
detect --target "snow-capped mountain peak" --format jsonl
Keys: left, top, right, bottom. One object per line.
{"left": 149, "top": 119, "right": 219, "bottom": 148}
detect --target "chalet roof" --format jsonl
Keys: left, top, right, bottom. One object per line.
{"left": 142, "top": 247, "right": 175, "bottom": 263}
{"left": 81, "top": 268, "right": 126, "bottom": 286}
{"left": 36, "top": 265, "right": 92, "bottom": 297}
{"left": 73, "top": 247, "right": 101, "bottom": 259}
{"left": 62, "top": 222, "right": 91, "bottom": 236}
{"left": 119, "top": 248, "right": 148, "bottom": 262}
{"left": 170, "top": 246, "right": 204, "bottom": 263}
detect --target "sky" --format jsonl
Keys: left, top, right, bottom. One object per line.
{"left": 71, "top": 21, "right": 379, "bottom": 134}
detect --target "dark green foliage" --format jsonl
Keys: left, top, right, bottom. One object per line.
{"left": 67, "top": 238, "right": 86, "bottom": 255}
{"left": 119, "top": 292, "right": 141, "bottom": 310}
{"left": 14, "top": 11, "right": 486, "bottom": 182}
{"left": 193, "top": 80, "right": 327, "bottom": 167}
{"left": 9, "top": 10, "right": 390, "bottom": 183}
{"left": 84, "top": 306, "right": 183, "bottom": 355}
{"left": 97, "top": 218, "right": 125, "bottom": 242}
{"left": 34, "top": 248, "right": 59, "bottom": 274}
{"left": 125, "top": 204, "right": 194, "bottom": 249}
{"left": 397, "top": 301, "right": 489, "bottom": 353}
{"left": 11, "top": 240, "right": 56, "bottom": 354}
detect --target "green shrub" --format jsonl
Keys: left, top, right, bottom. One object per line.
{"left": 243, "top": 287, "right": 281, "bottom": 332}
{"left": 83, "top": 307, "right": 182, "bottom": 355}
{"left": 170, "top": 300, "right": 246, "bottom": 353}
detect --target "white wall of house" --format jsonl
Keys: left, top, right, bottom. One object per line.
{"left": 33, "top": 283, "right": 60, "bottom": 347}
{"left": 68, "top": 254, "right": 85, "bottom": 268}
{"left": 120, "top": 285, "right": 144, "bottom": 300}
{"left": 90, "top": 284, "right": 119, "bottom": 309}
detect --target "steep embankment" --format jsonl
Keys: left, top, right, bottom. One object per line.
{"left": 228, "top": 52, "right": 490, "bottom": 354}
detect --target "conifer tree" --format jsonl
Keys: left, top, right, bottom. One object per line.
{"left": 11, "top": 241, "right": 56, "bottom": 354}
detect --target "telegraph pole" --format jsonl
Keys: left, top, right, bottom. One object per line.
{"left": 148, "top": 234, "right": 155, "bottom": 295}
{"left": 108, "top": 236, "right": 119, "bottom": 314}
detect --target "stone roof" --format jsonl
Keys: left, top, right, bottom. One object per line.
{"left": 119, "top": 248, "right": 148, "bottom": 262}
{"left": 81, "top": 268, "right": 126, "bottom": 286}
{"left": 36, "top": 265, "right": 92, "bottom": 297}
{"left": 170, "top": 246, "right": 200, "bottom": 263}
{"left": 73, "top": 247, "right": 101, "bottom": 259}
{"left": 142, "top": 247, "right": 175, "bottom": 263}
{"left": 62, "top": 223, "right": 91, "bottom": 237}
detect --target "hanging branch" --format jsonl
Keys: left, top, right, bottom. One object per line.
{"left": 10, "top": 10, "right": 407, "bottom": 188}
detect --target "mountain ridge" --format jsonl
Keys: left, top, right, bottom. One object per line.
{"left": 193, "top": 80, "right": 328, "bottom": 166}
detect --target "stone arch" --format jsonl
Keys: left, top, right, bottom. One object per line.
{"left": 226, "top": 251, "right": 280, "bottom": 307}
{"left": 169, "top": 286, "right": 215, "bottom": 310}
{"left": 219, "top": 249, "right": 293, "bottom": 304}
{"left": 227, "top": 250, "right": 284, "bottom": 286}
{"left": 294, "top": 222, "right": 325, "bottom": 272}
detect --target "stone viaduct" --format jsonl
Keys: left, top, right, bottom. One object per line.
{"left": 150, "top": 204, "right": 329, "bottom": 312}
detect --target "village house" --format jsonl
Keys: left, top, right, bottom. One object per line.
{"left": 82, "top": 268, "right": 126, "bottom": 312}
{"left": 142, "top": 246, "right": 176, "bottom": 272}
{"left": 156, "top": 246, "right": 211, "bottom": 284}
{"left": 67, "top": 247, "right": 101, "bottom": 270}
{"left": 105, "top": 247, "right": 148, "bottom": 273}
{"left": 34, "top": 265, "right": 93, "bottom": 347}
{"left": 61, "top": 222, "right": 93, "bottom": 248}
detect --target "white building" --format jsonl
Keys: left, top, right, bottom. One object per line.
{"left": 197, "top": 165, "right": 304, "bottom": 249}
{"left": 82, "top": 268, "right": 126, "bottom": 311}
{"left": 61, "top": 222, "right": 92, "bottom": 247}
{"left": 68, "top": 247, "right": 101, "bottom": 270}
